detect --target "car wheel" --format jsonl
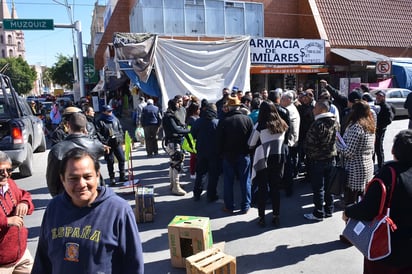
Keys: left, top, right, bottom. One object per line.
{"left": 19, "top": 143, "right": 33, "bottom": 177}
{"left": 36, "top": 134, "right": 47, "bottom": 153}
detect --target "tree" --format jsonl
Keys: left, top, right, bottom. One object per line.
{"left": 0, "top": 57, "right": 37, "bottom": 95}
{"left": 49, "top": 54, "right": 75, "bottom": 90}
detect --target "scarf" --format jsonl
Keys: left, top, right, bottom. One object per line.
{"left": 101, "top": 113, "right": 115, "bottom": 122}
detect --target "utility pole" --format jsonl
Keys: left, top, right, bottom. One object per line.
{"left": 55, "top": 21, "right": 85, "bottom": 98}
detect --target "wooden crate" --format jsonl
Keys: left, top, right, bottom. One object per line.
{"left": 185, "top": 247, "right": 236, "bottom": 274}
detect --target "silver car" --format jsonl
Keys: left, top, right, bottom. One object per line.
{"left": 371, "top": 88, "right": 411, "bottom": 117}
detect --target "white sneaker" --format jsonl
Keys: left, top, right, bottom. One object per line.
{"left": 303, "top": 213, "right": 323, "bottom": 221}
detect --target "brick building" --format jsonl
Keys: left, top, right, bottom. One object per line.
{"left": 92, "top": 0, "right": 412, "bottom": 97}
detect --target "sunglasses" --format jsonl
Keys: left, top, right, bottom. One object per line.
{"left": 0, "top": 168, "right": 12, "bottom": 178}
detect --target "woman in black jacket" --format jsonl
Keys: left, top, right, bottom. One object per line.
{"left": 343, "top": 129, "right": 412, "bottom": 274}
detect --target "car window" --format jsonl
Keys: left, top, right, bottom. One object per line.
{"left": 19, "top": 98, "right": 33, "bottom": 116}
{"left": 389, "top": 91, "right": 402, "bottom": 98}
{"left": 402, "top": 90, "right": 411, "bottom": 97}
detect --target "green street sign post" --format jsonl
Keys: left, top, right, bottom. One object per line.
{"left": 3, "top": 19, "right": 54, "bottom": 30}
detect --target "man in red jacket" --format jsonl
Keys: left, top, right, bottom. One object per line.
{"left": 0, "top": 151, "right": 34, "bottom": 273}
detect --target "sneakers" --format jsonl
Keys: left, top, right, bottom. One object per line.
{"left": 110, "top": 178, "right": 116, "bottom": 186}
{"left": 304, "top": 213, "right": 323, "bottom": 222}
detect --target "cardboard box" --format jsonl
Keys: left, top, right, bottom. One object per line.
{"left": 168, "top": 216, "right": 214, "bottom": 268}
{"left": 185, "top": 247, "right": 236, "bottom": 274}
{"left": 134, "top": 186, "right": 155, "bottom": 223}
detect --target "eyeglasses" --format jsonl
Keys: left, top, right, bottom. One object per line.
{"left": 0, "top": 168, "right": 12, "bottom": 178}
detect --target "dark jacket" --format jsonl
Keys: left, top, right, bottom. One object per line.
{"left": 304, "top": 112, "right": 338, "bottom": 161}
{"left": 162, "top": 109, "right": 190, "bottom": 144}
{"left": 376, "top": 101, "right": 393, "bottom": 130}
{"left": 297, "top": 102, "right": 314, "bottom": 142}
{"left": 46, "top": 133, "right": 105, "bottom": 196}
{"left": 345, "top": 161, "right": 412, "bottom": 267}
{"left": 85, "top": 115, "right": 98, "bottom": 139}
{"left": 191, "top": 106, "right": 219, "bottom": 158}
{"left": 95, "top": 113, "right": 124, "bottom": 146}
{"left": 140, "top": 104, "right": 161, "bottom": 127}
{"left": 49, "top": 124, "right": 68, "bottom": 147}
{"left": 216, "top": 95, "right": 229, "bottom": 120}
{"left": 404, "top": 92, "right": 412, "bottom": 117}
{"left": 216, "top": 109, "right": 253, "bottom": 161}
{"left": 325, "top": 84, "right": 349, "bottom": 123}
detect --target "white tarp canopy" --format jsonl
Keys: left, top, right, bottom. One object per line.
{"left": 154, "top": 37, "right": 250, "bottom": 109}
{"left": 114, "top": 33, "right": 251, "bottom": 110}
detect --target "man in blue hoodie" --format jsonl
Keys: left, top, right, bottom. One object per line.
{"left": 32, "top": 147, "right": 144, "bottom": 274}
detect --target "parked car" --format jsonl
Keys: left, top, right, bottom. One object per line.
{"left": 371, "top": 88, "right": 411, "bottom": 117}
{"left": 0, "top": 74, "right": 47, "bottom": 177}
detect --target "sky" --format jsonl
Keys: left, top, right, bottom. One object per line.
{"left": 12, "top": 0, "right": 95, "bottom": 67}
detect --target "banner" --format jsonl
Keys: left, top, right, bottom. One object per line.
{"left": 124, "top": 131, "right": 132, "bottom": 161}
{"left": 250, "top": 38, "right": 325, "bottom": 65}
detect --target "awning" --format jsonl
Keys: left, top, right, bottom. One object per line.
{"left": 118, "top": 61, "right": 161, "bottom": 98}
{"left": 331, "top": 49, "right": 389, "bottom": 62}
{"left": 251, "top": 65, "right": 328, "bottom": 74}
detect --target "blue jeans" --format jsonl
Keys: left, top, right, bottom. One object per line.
{"left": 105, "top": 144, "right": 126, "bottom": 179}
{"left": 223, "top": 155, "right": 251, "bottom": 211}
{"left": 308, "top": 159, "right": 334, "bottom": 218}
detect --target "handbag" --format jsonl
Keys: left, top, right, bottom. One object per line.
{"left": 342, "top": 167, "right": 397, "bottom": 261}
{"left": 327, "top": 159, "right": 347, "bottom": 195}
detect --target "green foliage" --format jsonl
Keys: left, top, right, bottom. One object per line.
{"left": 49, "top": 54, "right": 74, "bottom": 89}
{"left": 0, "top": 57, "right": 37, "bottom": 95}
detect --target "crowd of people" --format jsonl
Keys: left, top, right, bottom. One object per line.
{"left": 2, "top": 81, "right": 411, "bottom": 273}
{"left": 138, "top": 83, "right": 396, "bottom": 225}
{"left": 1, "top": 93, "right": 145, "bottom": 273}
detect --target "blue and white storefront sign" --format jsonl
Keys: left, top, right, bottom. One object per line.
{"left": 250, "top": 38, "right": 325, "bottom": 65}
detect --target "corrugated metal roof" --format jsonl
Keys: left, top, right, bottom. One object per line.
{"left": 331, "top": 48, "right": 389, "bottom": 62}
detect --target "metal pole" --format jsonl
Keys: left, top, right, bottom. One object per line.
{"left": 75, "top": 21, "right": 85, "bottom": 98}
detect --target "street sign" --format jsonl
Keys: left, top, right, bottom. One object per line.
{"left": 3, "top": 19, "right": 54, "bottom": 30}
{"left": 376, "top": 60, "right": 392, "bottom": 75}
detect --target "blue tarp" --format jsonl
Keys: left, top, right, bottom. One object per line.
{"left": 118, "top": 61, "right": 161, "bottom": 98}
{"left": 392, "top": 58, "right": 412, "bottom": 90}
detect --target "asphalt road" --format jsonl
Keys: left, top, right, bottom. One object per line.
{"left": 16, "top": 117, "right": 409, "bottom": 274}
